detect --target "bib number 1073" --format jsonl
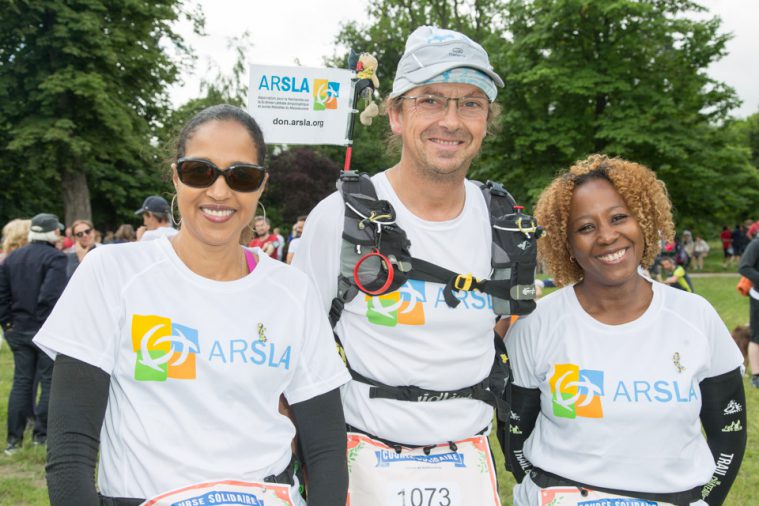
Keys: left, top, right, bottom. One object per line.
{"left": 391, "top": 484, "right": 460, "bottom": 506}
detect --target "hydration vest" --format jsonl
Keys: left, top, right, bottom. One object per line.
{"left": 329, "top": 170, "right": 542, "bottom": 423}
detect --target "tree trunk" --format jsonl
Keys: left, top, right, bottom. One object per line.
{"left": 60, "top": 168, "right": 91, "bottom": 225}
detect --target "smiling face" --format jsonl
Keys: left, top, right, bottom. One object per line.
{"left": 388, "top": 83, "right": 488, "bottom": 180}
{"left": 172, "top": 120, "right": 267, "bottom": 249}
{"left": 568, "top": 178, "right": 645, "bottom": 289}
{"left": 72, "top": 222, "right": 94, "bottom": 248}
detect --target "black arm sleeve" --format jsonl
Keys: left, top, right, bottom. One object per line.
{"left": 290, "top": 388, "right": 348, "bottom": 506}
{"left": 507, "top": 383, "right": 541, "bottom": 483}
{"left": 46, "top": 354, "right": 110, "bottom": 506}
{"left": 699, "top": 368, "right": 747, "bottom": 506}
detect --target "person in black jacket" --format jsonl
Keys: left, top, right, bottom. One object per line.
{"left": 739, "top": 236, "right": 759, "bottom": 389}
{"left": 0, "top": 213, "right": 67, "bottom": 454}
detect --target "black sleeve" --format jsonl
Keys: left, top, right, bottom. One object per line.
{"left": 290, "top": 388, "right": 348, "bottom": 506}
{"left": 738, "top": 239, "right": 759, "bottom": 285}
{"left": 46, "top": 354, "right": 110, "bottom": 506}
{"left": 699, "top": 368, "right": 747, "bottom": 506}
{"left": 507, "top": 383, "right": 541, "bottom": 483}
{"left": 36, "top": 253, "right": 68, "bottom": 322}
{"left": 0, "top": 262, "right": 10, "bottom": 327}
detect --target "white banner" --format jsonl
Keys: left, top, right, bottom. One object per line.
{"left": 248, "top": 64, "right": 355, "bottom": 146}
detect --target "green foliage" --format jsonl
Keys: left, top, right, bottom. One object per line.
{"left": 0, "top": 0, "right": 198, "bottom": 228}
{"left": 727, "top": 112, "right": 759, "bottom": 173}
{"left": 266, "top": 148, "right": 341, "bottom": 227}
{"left": 478, "top": 0, "right": 759, "bottom": 225}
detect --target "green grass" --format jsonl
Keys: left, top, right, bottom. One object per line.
{"left": 0, "top": 341, "right": 48, "bottom": 505}
{"left": 0, "top": 275, "right": 757, "bottom": 505}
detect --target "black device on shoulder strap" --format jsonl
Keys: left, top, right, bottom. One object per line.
{"left": 329, "top": 170, "right": 540, "bottom": 422}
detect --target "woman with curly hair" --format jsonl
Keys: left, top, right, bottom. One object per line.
{"left": 1, "top": 219, "right": 31, "bottom": 263}
{"left": 505, "top": 155, "right": 746, "bottom": 505}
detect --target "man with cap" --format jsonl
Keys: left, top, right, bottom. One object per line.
{"left": 293, "top": 26, "right": 507, "bottom": 503}
{"left": 0, "top": 213, "right": 67, "bottom": 454}
{"left": 135, "top": 195, "right": 177, "bottom": 241}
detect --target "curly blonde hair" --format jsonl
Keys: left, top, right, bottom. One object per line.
{"left": 2, "top": 219, "right": 31, "bottom": 255}
{"left": 534, "top": 154, "right": 674, "bottom": 287}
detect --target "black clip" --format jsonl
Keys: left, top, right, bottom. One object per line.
{"left": 340, "top": 170, "right": 361, "bottom": 182}
{"left": 485, "top": 180, "right": 509, "bottom": 197}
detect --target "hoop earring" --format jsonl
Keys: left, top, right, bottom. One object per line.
{"left": 170, "top": 194, "right": 182, "bottom": 227}
{"left": 258, "top": 201, "right": 266, "bottom": 223}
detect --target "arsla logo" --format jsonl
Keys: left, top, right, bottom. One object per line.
{"left": 313, "top": 79, "right": 339, "bottom": 111}
{"left": 550, "top": 364, "right": 604, "bottom": 419}
{"left": 132, "top": 315, "right": 199, "bottom": 381}
{"left": 366, "top": 279, "right": 426, "bottom": 327}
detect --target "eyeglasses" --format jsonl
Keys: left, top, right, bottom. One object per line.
{"left": 74, "top": 228, "right": 93, "bottom": 238}
{"left": 177, "top": 158, "right": 267, "bottom": 193}
{"left": 398, "top": 94, "right": 490, "bottom": 119}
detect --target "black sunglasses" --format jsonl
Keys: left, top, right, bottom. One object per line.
{"left": 74, "top": 228, "right": 93, "bottom": 238}
{"left": 176, "top": 158, "right": 266, "bottom": 193}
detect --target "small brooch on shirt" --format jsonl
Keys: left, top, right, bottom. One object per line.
{"left": 257, "top": 323, "right": 268, "bottom": 342}
{"left": 672, "top": 352, "right": 685, "bottom": 373}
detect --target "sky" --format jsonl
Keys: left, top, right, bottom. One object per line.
{"left": 171, "top": 0, "right": 759, "bottom": 118}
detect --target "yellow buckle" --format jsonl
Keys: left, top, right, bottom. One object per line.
{"left": 454, "top": 273, "right": 476, "bottom": 291}
{"left": 336, "top": 343, "right": 347, "bottom": 365}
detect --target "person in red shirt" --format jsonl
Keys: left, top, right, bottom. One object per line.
{"left": 721, "top": 224, "right": 735, "bottom": 267}
{"left": 248, "top": 215, "right": 280, "bottom": 259}
{"left": 747, "top": 219, "right": 759, "bottom": 240}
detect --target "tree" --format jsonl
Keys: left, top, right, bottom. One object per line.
{"left": 0, "top": 1, "right": 199, "bottom": 227}
{"left": 265, "top": 148, "right": 341, "bottom": 228}
{"left": 158, "top": 31, "right": 251, "bottom": 165}
{"left": 480, "top": 0, "right": 759, "bottom": 226}
{"left": 727, "top": 112, "right": 759, "bottom": 170}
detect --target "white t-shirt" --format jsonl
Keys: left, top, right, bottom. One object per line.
{"left": 287, "top": 237, "right": 301, "bottom": 258}
{"left": 34, "top": 237, "right": 350, "bottom": 499}
{"left": 293, "top": 171, "right": 496, "bottom": 445}
{"left": 140, "top": 226, "right": 178, "bottom": 241}
{"left": 506, "top": 279, "right": 743, "bottom": 495}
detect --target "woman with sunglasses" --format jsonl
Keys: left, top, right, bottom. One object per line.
{"left": 65, "top": 219, "right": 97, "bottom": 277}
{"left": 505, "top": 155, "right": 746, "bottom": 505}
{"left": 35, "top": 104, "right": 350, "bottom": 506}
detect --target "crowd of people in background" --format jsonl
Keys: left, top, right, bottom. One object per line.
{"left": 0, "top": 199, "right": 306, "bottom": 277}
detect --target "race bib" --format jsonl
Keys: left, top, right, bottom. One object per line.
{"left": 346, "top": 432, "right": 500, "bottom": 506}
{"left": 141, "top": 479, "right": 298, "bottom": 506}
{"left": 540, "top": 486, "right": 676, "bottom": 506}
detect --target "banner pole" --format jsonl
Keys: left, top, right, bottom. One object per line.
{"left": 343, "top": 76, "right": 366, "bottom": 172}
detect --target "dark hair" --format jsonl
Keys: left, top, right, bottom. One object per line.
{"left": 175, "top": 104, "right": 266, "bottom": 165}
{"left": 147, "top": 210, "right": 170, "bottom": 224}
